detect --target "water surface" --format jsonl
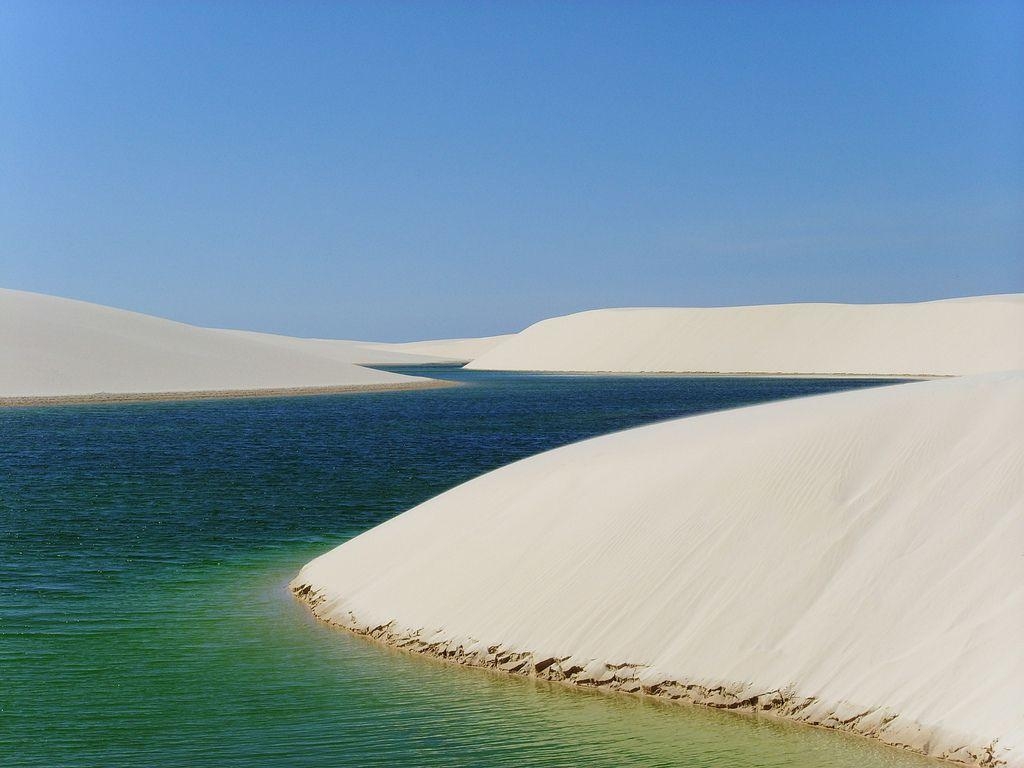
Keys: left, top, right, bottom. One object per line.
{"left": 1, "top": 368, "right": 933, "bottom": 767}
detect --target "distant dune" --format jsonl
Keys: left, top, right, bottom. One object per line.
{"left": 294, "top": 372, "right": 1024, "bottom": 767}
{"left": 359, "top": 335, "right": 514, "bottom": 363}
{"left": 0, "top": 289, "right": 479, "bottom": 402}
{"left": 467, "top": 295, "right": 1024, "bottom": 376}
{"left": 10, "top": 290, "right": 1020, "bottom": 402}
{"left": 217, "top": 328, "right": 507, "bottom": 366}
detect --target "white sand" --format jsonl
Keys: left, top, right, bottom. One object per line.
{"left": 294, "top": 372, "right": 1024, "bottom": 766}
{"left": 360, "top": 335, "right": 514, "bottom": 363}
{"left": 467, "top": 295, "right": 1024, "bottom": 376}
{"left": 0, "top": 288, "right": 475, "bottom": 400}
{"left": 217, "top": 330, "right": 511, "bottom": 366}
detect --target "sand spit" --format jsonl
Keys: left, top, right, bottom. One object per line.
{"left": 467, "top": 295, "right": 1024, "bottom": 376}
{"left": 293, "top": 373, "right": 1024, "bottom": 767}
{"left": 0, "top": 379, "right": 453, "bottom": 407}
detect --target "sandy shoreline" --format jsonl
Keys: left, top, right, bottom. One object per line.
{"left": 471, "top": 369, "right": 942, "bottom": 379}
{"left": 291, "top": 584, "right": 996, "bottom": 767}
{"left": 0, "top": 379, "right": 454, "bottom": 408}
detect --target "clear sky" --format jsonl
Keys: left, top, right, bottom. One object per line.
{"left": 1, "top": 1, "right": 1022, "bottom": 340}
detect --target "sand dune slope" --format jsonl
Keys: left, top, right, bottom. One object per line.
{"left": 294, "top": 373, "right": 1024, "bottom": 766}
{"left": 359, "top": 334, "right": 514, "bottom": 363}
{"left": 467, "top": 295, "right": 1024, "bottom": 376}
{"left": 216, "top": 328, "right": 499, "bottom": 367}
{"left": 0, "top": 289, "right": 439, "bottom": 400}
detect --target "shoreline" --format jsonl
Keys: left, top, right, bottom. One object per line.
{"left": 0, "top": 369, "right": 930, "bottom": 407}
{"left": 291, "top": 583, "right": 1001, "bottom": 768}
{"left": 0, "top": 378, "right": 454, "bottom": 408}
{"left": 465, "top": 368, "right": 942, "bottom": 379}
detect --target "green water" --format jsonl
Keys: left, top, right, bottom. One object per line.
{"left": 2, "top": 367, "right": 934, "bottom": 767}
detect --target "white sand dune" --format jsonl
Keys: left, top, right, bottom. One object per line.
{"left": 359, "top": 334, "right": 514, "bottom": 363}
{"left": 468, "top": 295, "right": 1024, "bottom": 376}
{"left": 294, "top": 372, "right": 1024, "bottom": 767}
{"left": 0, "top": 288, "right": 471, "bottom": 401}
{"left": 217, "top": 328, "right": 502, "bottom": 367}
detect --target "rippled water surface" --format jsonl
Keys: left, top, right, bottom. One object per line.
{"left": 2, "top": 367, "right": 933, "bottom": 767}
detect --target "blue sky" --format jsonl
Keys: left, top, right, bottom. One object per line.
{"left": 1, "top": 1, "right": 1021, "bottom": 340}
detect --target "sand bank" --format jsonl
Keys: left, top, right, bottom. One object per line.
{"left": 0, "top": 379, "right": 453, "bottom": 407}
{"left": 0, "top": 289, "right": 480, "bottom": 402}
{"left": 293, "top": 372, "right": 1024, "bottom": 767}
{"left": 468, "top": 295, "right": 1024, "bottom": 377}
